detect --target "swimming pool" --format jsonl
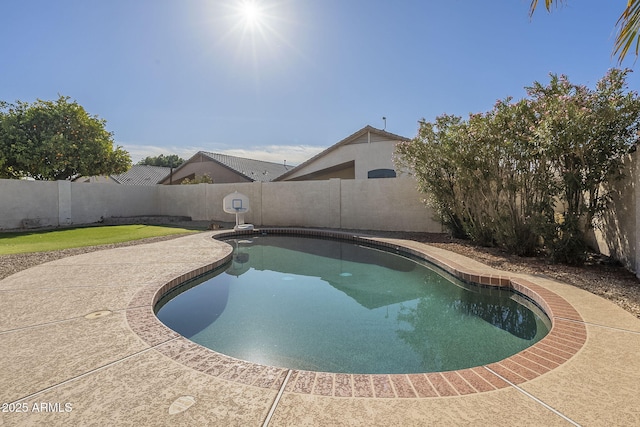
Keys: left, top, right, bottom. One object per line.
{"left": 156, "top": 234, "right": 550, "bottom": 374}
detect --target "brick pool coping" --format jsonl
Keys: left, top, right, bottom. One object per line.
{"left": 126, "top": 228, "right": 586, "bottom": 399}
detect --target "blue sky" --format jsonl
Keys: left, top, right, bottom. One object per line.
{"left": 2, "top": 0, "right": 638, "bottom": 164}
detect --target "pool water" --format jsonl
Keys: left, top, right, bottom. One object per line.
{"left": 156, "top": 235, "right": 550, "bottom": 374}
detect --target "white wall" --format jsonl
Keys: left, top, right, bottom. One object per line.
{"left": 352, "top": 138, "right": 398, "bottom": 179}
{"left": 157, "top": 184, "right": 207, "bottom": 220}
{"left": 589, "top": 152, "right": 637, "bottom": 272}
{"left": 3, "top": 175, "right": 640, "bottom": 275}
{"left": 261, "top": 180, "right": 341, "bottom": 228}
{"left": 0, "top": 180, "right": 60, "bottom": 229}
{"left": 0, "top": 177, "right": 440, "bottom": 233}
{"left": 282, "top": 136, "right": 398, "bottom": 181}
{"left": 340, "top": 178, "right": 441, "bottom": 231}
{"left": 70, "top": 182, "right": 159, "bottom": 224}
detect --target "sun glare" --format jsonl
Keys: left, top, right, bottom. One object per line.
{"left": 239, "top": 1, "right": 264, "bottom": 30}
{"left": 211, "top": 0, "right": 299, "bottom": 72}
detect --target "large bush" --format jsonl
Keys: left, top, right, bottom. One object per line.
{"left": 0, "top": 96, "right": 131, "bottom": 180}
{"left": 396, "top": 69, "right": 640, "bottom": 263}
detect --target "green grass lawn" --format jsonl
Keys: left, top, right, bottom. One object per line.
{"left": 0, "top": 225, "right": 200, "bottom": 255}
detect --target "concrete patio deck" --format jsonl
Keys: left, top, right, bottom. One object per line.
{"left": 1, "top": 231, "right": 638, "bottom": 426}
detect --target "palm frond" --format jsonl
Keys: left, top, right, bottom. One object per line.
{"left": 529, "top": 0, "right": 563, "bottom": 18}
{"left": 614, "top": 0, "right": 640, "bottom": 63}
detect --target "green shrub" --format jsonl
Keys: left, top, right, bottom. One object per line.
{"left": 396, "top": 69, "right": 640, "bottom": 264}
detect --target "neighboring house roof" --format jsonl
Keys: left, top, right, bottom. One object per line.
{"left": 108, "top": 165, "right": 171, "bottom": 185}
{"left": 74, "top": 165, "right": 171, "bottom": 185}
{"left": 274, "top": 125, "right": 410, "bottom": 181}
{"left": 189, "top": 151, "right": 291, "bottom": 182}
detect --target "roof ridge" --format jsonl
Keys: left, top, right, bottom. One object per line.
{"left": 192, "top": 151, "right": 290, "bottom": 182}
{"left": 200, "top": 151, "right": 287, "bottom": 167}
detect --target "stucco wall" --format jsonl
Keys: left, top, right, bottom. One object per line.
{"left": 2, "top": 175, "right": 636, "bottom": 274}
{"left": 202, "top": 182, "right": 263, "bottom": 226}
{"left": 352, "top": 140, "right": 397, "bottom": 179}
{"left": 157, "top": 184, "right": 207, "bottom": 220}
{"left": 70, "top": 182, "right": 159, "bottom": 224}
{"left": 261, "top": 180, "right": 341, "bottom": 228}
{"left": 0, "top": 179, "right": 60, "bottom": 229}
{"left": 159, "top": 155, "right": 251, "bottom": 185}
{"left": 0, "top": 177, "right": 439, "bottom": 233}
{"left": 340, "top": 177, "right": 441, "bottom": 232}
{"left": 590, "top": 152, "right": 637, "bottom": 271}
{"left": 283, "top": 138, "right": 398, "bottom": 181}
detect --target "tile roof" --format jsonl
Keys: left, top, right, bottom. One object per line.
{"left": 199, "top": 152, "right": 290, "bottom": 182}
{"left": 111, "top": 165, "right": 171, "bottom": 185}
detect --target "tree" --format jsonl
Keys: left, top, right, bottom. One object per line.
{"left": 0, "top": 102, "right": 6, "bottom": 175}
{"left": 529, "top": 0, "right": 640, "bottom": 63}
{"left": 137, "top": 154, "right": 185, "bottom": 168}
{"left": 395, "top": 101, "right": 554, "bottom": 256}
{"left": 396, "top": 69, "right": 640, "bottom": 264}
{"left": 527, "top": 68, "right": 640, "bottom": 262}
{"left": 0, "top": 96, "right": 131, "bottom": 180}
{"left": 180, "top": 173, "right": 213, "bottom": 185}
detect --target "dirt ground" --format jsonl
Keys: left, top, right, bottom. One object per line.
{"left": 387, "top": 231, "right": 640, "bottom": 319}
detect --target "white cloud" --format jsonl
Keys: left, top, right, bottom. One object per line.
{"left": 217, "top": 145, "right": 325, "bottom": 165}
{"left": 120, "top": 143, "right": 325, "bottom": 166}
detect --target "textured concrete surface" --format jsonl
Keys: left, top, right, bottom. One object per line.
{"left": 1, "top": 231, "right": 639, "bottom": 426}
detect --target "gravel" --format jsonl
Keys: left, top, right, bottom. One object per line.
{"left": 1, "top": 230, "right": 638, "bottom": 319}
{"left": 387, "top": 232, "right": 640, "bottom": 320}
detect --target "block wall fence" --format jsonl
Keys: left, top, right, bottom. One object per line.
{"left": 1, "top": 164, "right": 638, "bottom": 277}
{"left": 0, "top": 177, "right": 442, "bottom": 234}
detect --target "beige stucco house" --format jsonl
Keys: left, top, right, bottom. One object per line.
{"left": 158, "top": 151, "right": 291, "bottom": 185}
{"left": 275, "top": 125, "right": 410, "bottom": 181}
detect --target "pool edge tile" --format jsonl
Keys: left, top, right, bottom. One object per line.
{"left": 128, "top": 227, "right": 590, "bottom": 400}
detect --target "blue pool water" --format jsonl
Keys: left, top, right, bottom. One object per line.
{"left": 156, "top": 235, "right": 550, "bottom": 374}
